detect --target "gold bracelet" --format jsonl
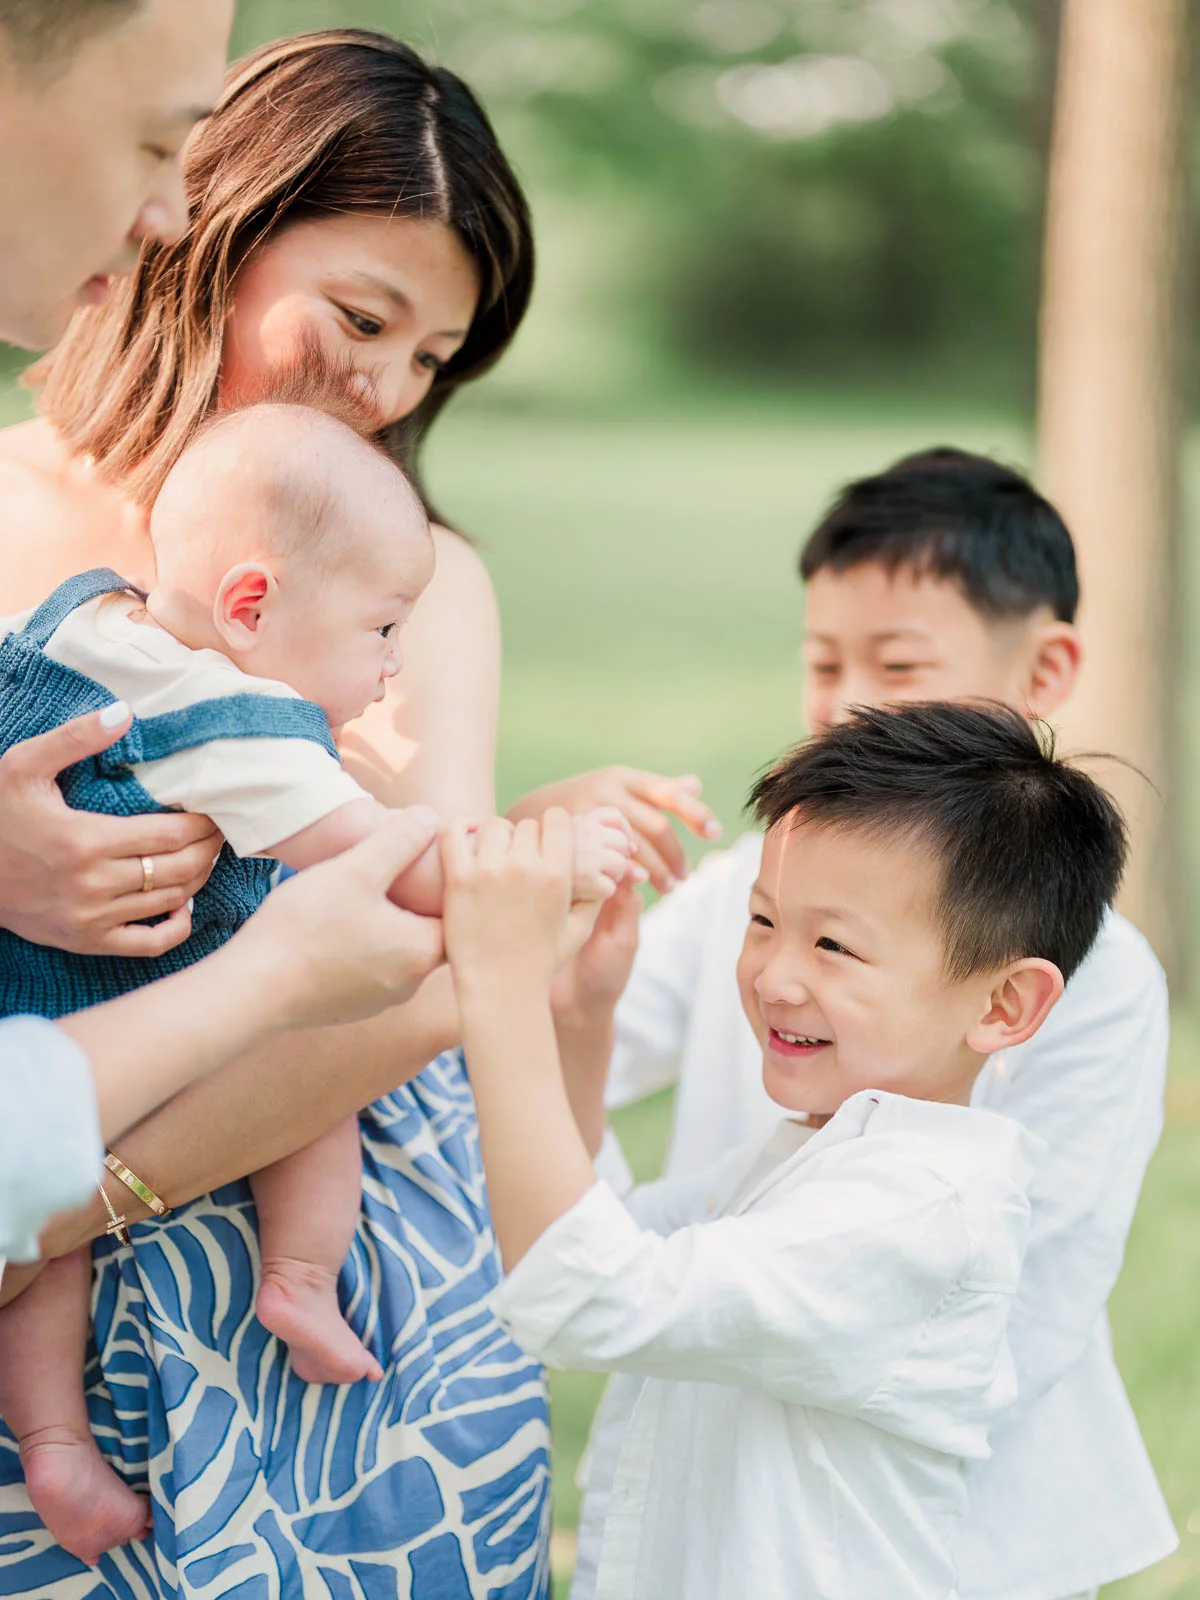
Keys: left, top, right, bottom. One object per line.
{"left": 104, "top": 1152, "right": 172, "bottom": 1220}
{"left": 96, "top": 1180, "right": 131, "bottom": 1246}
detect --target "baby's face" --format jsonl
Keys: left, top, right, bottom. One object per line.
{"left": 736, "top": 818, "right": 991, "bottom": 1117}
{"left": 258, "top": 527, "right": 435, "bottom": 731}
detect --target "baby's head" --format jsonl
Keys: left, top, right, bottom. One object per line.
{"left": 738, "top": 702, "right": 1125, "bottom": 1119}
{"left": 799, "top": 448, "right": 1081, "bottom": 732}
{"left": 148, "top": 396, "right": 434, "bottom": 730}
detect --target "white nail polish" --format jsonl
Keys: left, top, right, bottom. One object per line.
{"left": 99, "top": 700, "right": 130, "bottom": 728}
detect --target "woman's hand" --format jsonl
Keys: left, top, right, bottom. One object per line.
{"left": 552, "top": 881, "right": 641, "bottom": 1028}
{"left": 0, "top": 704, "right": 221, "bottom": 956}
{"left": 508, "top": 768, "right": 721, "bottom": 894}
{"left": 442, "top": 812, "right": 575, "bottom": 998}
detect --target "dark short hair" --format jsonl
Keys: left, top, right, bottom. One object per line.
{"left": 799, "top": 446, "right": 1080, "bottom": 624}
{"left": 748, "top": 702, "right": 1125, "bottom": 982}
{"left": 0, "top": 0, "right": 139, "bottom": 68}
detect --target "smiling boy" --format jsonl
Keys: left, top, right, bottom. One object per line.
{"left": 441, "top": 704, "right": 1128, "bottom": 1600}
{"left": 599, "top": 447, "right": 1176, "bottom": 1599}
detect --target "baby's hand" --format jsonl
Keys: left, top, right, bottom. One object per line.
{"left": 571, "top": 807, "right": 642, "bottom": 903}
{"left": 442, "top": 811, "right": 576, "bottom": 993}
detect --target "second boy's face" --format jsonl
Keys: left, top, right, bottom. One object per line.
{"left": 737, "top": 819, "right": 991, "bottom": 1117}
{"left": 802, "top": 564, "right": 1041, "bottom": 733}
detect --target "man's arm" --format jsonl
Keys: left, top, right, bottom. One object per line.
{"left": 0, "top": 812, "right": 449, "bottom": 1286}
{"left": 10, "top": 966, "right": 460, "bottom": 1304}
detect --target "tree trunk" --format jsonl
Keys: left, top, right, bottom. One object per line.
{"left": 1036, "top": 0, "right": 1191, "bottom": 984}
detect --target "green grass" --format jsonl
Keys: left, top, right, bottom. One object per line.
{"left": 3, "top": 368, "right": 1197, "bottom": 1594}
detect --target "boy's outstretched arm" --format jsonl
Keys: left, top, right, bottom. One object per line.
{"left": 442, "top": 811, "right": 601, "bottom": 1267}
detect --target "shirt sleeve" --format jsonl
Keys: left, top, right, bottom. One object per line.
{"left": 494, "top": 1156, "right": 975, "bottom": 1420}
{"left": 134, "top": 735, "right": 370, "bottom": 857}
{"left": 0, "top": 1017, "right": 102, "bottom": 1263}
{"left": 974, "top": 914, "right": 1168, "bottom": 1423}
{"left": 607, "top": 846, "right": 743, "bottom": 1110}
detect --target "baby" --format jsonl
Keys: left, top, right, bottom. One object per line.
{"left": 0, "top": 394, "right": 633, "bottom": 1563}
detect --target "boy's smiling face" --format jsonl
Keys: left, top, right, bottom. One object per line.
{"left": 737, "top": 817, "right": 1002, "bottom": 1118}
{"left": 802, "top": 563, "right": 1078, "bottom": 734}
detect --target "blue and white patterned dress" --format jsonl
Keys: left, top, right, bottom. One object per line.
{"left": 0, "top": 1052, "right": 552, "bottom": 1599}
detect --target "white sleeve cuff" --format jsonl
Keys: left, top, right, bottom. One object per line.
{"left": 0, "top": 1017, "right": 103, "bottom": 1261}
{"left": 492, "top": 1181, "right": 644, "bottom": 1359}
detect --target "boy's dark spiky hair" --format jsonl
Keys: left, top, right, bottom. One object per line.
{"left": 749, "top": 701, "right": 1125, "bottom": 982}
{"left": 799, "top": 446, "right": 1079, "bottom": 625}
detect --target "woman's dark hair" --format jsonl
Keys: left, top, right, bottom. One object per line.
{"left": 33, "top": 29, "right": 534, "bottom": 508}
{"left": 799, "top": 447, "right": 1080, "bottom": 624}
{"left": 749, "top": 701, "right": 1126, "bottom": 982}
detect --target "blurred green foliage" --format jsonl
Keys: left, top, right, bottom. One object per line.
{"left": 230, "top": 0, "right": 1053, "bottom": 404}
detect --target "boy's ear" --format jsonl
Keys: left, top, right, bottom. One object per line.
{"left": 966, "top": 958, "right": 1064, "bottom": 1056}
{"left": 1023, "top": 622, "right": 1082, "bottom": 719}
{"left": 213, "top": 562, "right": 279, "bottom": 653}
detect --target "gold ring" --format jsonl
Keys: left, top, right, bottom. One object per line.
{"left": 140, "top": 855, "right": 155, "bottom": 894}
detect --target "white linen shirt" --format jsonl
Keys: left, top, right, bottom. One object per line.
{"left": 496, "top": 1091, "right": 1039, "bottom": 1600}
{"left": 2, "top": 593, "right": 368, "bottom": 857}
{"left": 0, "top": 1016, "right": 103, "bottom": 1269}
{"left": 602, "top": 834, "right": 1176, "bottom": 1599}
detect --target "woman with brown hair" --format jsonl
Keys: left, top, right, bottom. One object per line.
{"left": 0, "top": 28, "right": 715, "bottom": 1597}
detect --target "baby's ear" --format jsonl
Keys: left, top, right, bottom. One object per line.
{"left": 966, "top": 958, "right": 1064, "bottom": 1056}
{"left": 214, "top": 562, "right": 278, "bottom": 652}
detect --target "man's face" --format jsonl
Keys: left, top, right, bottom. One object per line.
{"left": 802, "top": 563, "right": 1046, "bottom": 734}
{"left": 0, "top": 0, "right": 232, "bottom": 348}
{"left": 736, "top": 819, "right": 989, "bottom": 1118}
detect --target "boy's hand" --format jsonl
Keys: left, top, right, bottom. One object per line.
{"left": 509, "top": 768, "right": 721, "bottom": 894}
{"left": 571, "top": 807, "right": 643, "bottom": 902}
{"left": 442, "top": 810, "right": 575, "bottom": 996}
{"left": 552, "top": 881, "right": 641, "bottom": 1027}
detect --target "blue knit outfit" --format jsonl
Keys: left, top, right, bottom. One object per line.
{"left": 0, "top": 568, "right": 339, "bottom": 1018}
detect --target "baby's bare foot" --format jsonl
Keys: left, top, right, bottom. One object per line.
{"left": 20, "top": 1426, "right": 151, "bottom": 1564}
{"left": 257, "top": 1258, "right": 383, "bottom": 1385}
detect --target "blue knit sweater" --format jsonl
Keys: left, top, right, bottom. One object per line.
{"left": 0, "top": 569, "right": 339, "bottom": 1018}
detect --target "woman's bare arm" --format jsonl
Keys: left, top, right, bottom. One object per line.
{"left": 338, "top": 527, "right": 501, "bottom": 818}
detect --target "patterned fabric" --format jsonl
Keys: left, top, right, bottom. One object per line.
{"left": 0, "top": 568, "right": 338, "bottom": 1017}
{"left": 0, "top": 1052, "right": 552, "bottom": 1599}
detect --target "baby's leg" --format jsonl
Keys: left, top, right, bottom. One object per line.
{"left": 0, "top": 1248, "right": 151, "bottom": 1562}
{"left": 252, "top": 1118, "right": 381, "bottom": 1385}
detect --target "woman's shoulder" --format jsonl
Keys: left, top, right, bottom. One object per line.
{"left": 0, "top": 420, "right": 151, "bottom": 609}
{"left": 428, "top": 521, "right": 495, "bottom": 595}
{"left": 405, "top": 522, "right": 499, "bottom": 640}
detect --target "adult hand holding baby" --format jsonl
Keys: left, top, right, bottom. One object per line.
{"left": 0, "top": 704, "right": 221, "bottom": 957}
{"left": 236, "top": 807, "right": 446, "bottom": 1028}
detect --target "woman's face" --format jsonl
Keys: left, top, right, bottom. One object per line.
{"left": 220, "top": 213, "right": 481, "bottom": 425}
